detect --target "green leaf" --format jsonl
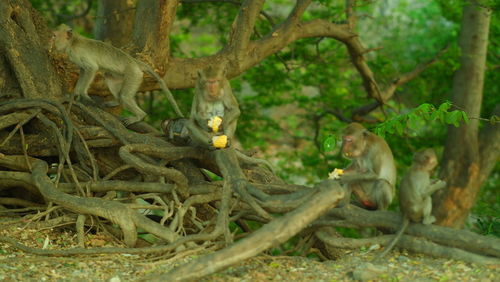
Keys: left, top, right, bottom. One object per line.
{"left": 407, "top": 114, "right": 419, "bottom": 130}
{"left": 450, "top": 110, "right": 463, "bottom": 127}
{"left": 322, "top": 135, "right": 337, "bottom": 152}
{"left": 374, "top": 127, "right": 386, "bottom": 138}
{"left": 489, "top": 115, "right": 498, "bottom": 125}
{"left": 395, "top": 120, "right": 405, "bottom": 135}
{"left": 430, "top": 110, "right": 440, "bottom": 121}
{"left": 416, "top": 103, "right": 433, "bottom": 113}
{"left": 438, "top": 101, "right": 451, "bottom": 112}
{"left": 462, "top": 111, "right": 470, "bottom": 124}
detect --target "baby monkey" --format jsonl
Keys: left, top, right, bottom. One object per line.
{"left": 377, "top": 148, "right": 446, "bottom": 258}
{"left": 51, "top": 24, "right": 183, "bottom": 125}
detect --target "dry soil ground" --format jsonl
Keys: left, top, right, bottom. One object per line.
{"left": 0, "top": 219, "right": 498, "bottom": 281}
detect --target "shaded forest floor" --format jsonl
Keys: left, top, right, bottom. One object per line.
{"left": 0, "top": 219, "right": 498, "bottom": 281}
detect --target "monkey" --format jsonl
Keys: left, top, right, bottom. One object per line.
{"left": 376, "top": 148, "right": 446, "bottom": 258}
{"left": 161, "top": 118, "right": 191, "bottom": 146}
{"left": 185, "top": 64, "right": 240, "bottom": 149}
{"left": 339, "top": 122, "right": 396, "bottom": 210}
{"left": 50, "top": 24, "right": 184, "bottom": 125}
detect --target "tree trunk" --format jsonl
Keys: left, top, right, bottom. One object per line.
{"left": 434, "top": 0, "right": 493, "bottom": 228}
{"left": 94, "top": 0, "right": 137, "bottom": 48}
{"left": 132, "top": 0, "right": 178, "bottom": 70}
{"left": 0, "top": 0, "right": 63, "bottom": 100}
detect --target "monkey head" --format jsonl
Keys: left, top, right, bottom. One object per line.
{"left": 341, "top": 122, "right": 368, "bottom": 159}
{"left": 161, "top": 118, "right": 190, "bottom": 145}
{"left": 413, "top": 148, "right": 438, "bottom": 172}
{"left": 51, "top": 24, "right": 73, "bottom": 52}
{"left": 197, "top": 65, "right": 228, "bottom": 101}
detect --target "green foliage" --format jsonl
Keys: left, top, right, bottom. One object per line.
{"left": 471, "top": 165, "right": 500, "bottom": 237}
{"left": 322, "top": 135, "right": 337, "bottom": 152}
{"left": 374, "top": 102, "right": 469, "bottom": 137}
{"left": 474, "top": 217, "right": 500, "bottom": 237}
{"left": 320, "top": 102, "right": 469, "bottom": 152}
{"left": 29, "top": 0, "right": 97, "bottom": 28}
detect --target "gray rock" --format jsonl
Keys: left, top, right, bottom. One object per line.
{"left": 352, "top": 262, "right": 388, "bottom": 281}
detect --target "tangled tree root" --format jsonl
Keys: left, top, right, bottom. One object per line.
{"left": 1, "top": 98, "right": 499, "bottom": 282}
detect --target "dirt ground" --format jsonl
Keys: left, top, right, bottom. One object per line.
{"left": 0, "top": 220, "right": 498, "bottom": 281}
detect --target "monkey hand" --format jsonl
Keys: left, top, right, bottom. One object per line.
{"left": 328, "top": 168, "right": 344, "bottom": 180}
{"left": 207, "top": 116, "right": 223, "bottom": 133}
{"left": 211, "top": 135, "right": 229, "bottom": 149}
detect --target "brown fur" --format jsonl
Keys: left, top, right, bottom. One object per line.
{"left": 52, "top": 24, "right": 183, "bottom": 125}
{"left": 340, "top": 123, "right": 396, "bottom": 210}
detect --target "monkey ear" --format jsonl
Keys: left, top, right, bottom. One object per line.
{"left": 362, "top": 130, "right": 369, "bottom": 137}
{"left": 66, "top": 29, "right": 73, "bottom": 40}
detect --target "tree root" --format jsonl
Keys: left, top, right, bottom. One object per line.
{"left": 1, "top": 98, "right": 499, "bottom": 282}
{"left": 314, "top": 206, "right": 500, "bottom": 264}
{"left": 144, "top": 180, "right": 347, "bottom": 281}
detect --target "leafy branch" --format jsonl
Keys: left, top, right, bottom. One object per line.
{"left": 374, "top": 101, "right": 469, "bottom": 137}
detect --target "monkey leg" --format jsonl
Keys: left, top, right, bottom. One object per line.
{"left": 119, "top": 67, "right": 146, "bottom": 125}
{"left": 351, "top": 184, "right": 378, "bottom": 210}
{"left": 74, "top": 67, "right": 98, "bottom": 102}
{"left": 353, "top": 180, "right": 393, "bottom": 210}
{"left": 103, "top": 73, "right": 124, "bottom": 107}
{"left": 421, "top": 197, "right": 436, "bottom": 224}
{"left": 372, "top": 179, "right": 393, "bottom": 210}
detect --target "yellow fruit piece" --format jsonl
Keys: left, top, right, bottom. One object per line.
{"left": 212, "top": 135, "right": 228, "bottom": 148}
{"left": 328, "top": 168, "right": 344, "bottom": 179}
{"left": 208, "top": 116, "right": 223, "bottom": 133}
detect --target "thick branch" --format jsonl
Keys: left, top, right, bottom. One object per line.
{"left": 316, "top": 231, "right": 500, "bottom": 265}
{"left": 322, "top": 207, "right": 500, "bottom": 258}
{"left": 228, "top": 0, "right": 265, "bottom": 61}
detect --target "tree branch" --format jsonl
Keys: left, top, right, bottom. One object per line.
{"left": 380, "top": 44, "right": 449, "bottom": 101}
{"left": 228, "top": 0, "right": 265, "bottom": 62}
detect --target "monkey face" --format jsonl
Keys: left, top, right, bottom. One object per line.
{"left": 341, "top": 135, "right": 366, "bottom": 159}
{"left": 51, "top": 29, "right": 72, "bottom": 52}
{"left": 205, "top": 79, "right": 224, "bottom": 100}
{"left": 414, "top": 148, "right": 438, "bottom": 171}
{"left": 341, "top": 122, "right": 368, "bottom": 158}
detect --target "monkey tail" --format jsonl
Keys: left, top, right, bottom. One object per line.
{"left": 139, "top": 62, "right": 185, "bottom": 118}
{"left": 375, "top": 217, "right": 409, "bottom": 260}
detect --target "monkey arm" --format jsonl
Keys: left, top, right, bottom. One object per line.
{"left": 222, "top": 103, "right": 240, "bottom": 133}
{"left": 422, "top": 179, "right": 446, "bottom": 197}
{"left": 340, "top": 170, "right": 380, "bottom": 183}
{"left": 223, "top": 107, "right": 240, "bottom": 127}
{"left": 186, "top": 119, "right": 212, "bottom": 146}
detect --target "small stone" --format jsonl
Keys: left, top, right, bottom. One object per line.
{"left": 109, "top": 276, "right": 121, "bottom": 282}
{"left": 352, "top": 262, "right": 387, "bottom": 281}
{"left": 398, "top": 255, "right": 410, "bottom": 262}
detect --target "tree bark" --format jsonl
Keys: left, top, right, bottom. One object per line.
{"left": 434, "top": 0, "right": 493, "bottom": 228}
{"left": 132, "top": 0, "right": 178, "bottom": 70}
{"left": 94, "top": 0, "right": 137, "bottom": 48}
{"left": 0, "top": 0, "right": 63, "bottom": 100}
